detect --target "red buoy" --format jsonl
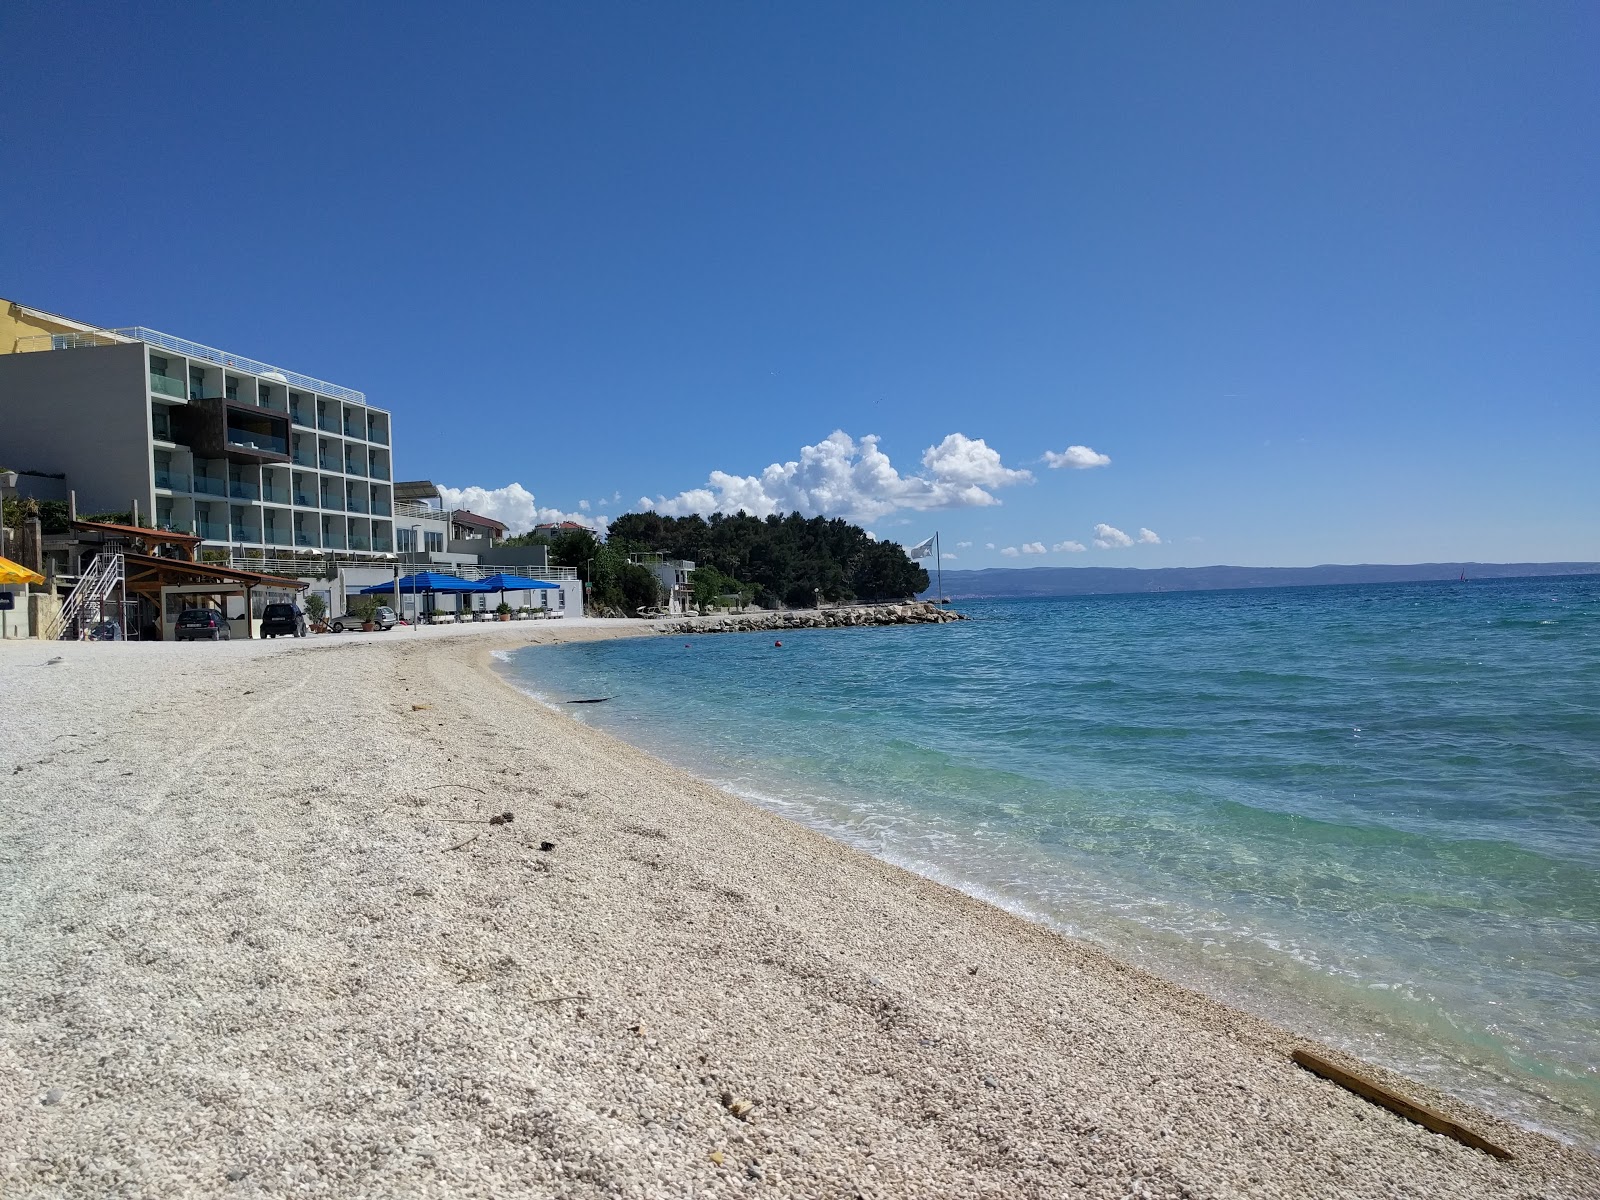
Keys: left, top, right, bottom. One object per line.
{"left": 774, "top": 640, "right": 783, "bottom": 648}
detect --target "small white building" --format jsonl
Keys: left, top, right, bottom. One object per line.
{"left": 631, "top": 552, "right": 696, "bottom": 615}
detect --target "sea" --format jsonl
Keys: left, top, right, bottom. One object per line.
{"left": 496, "top": 575, "right": 1600, "bottom": 1147}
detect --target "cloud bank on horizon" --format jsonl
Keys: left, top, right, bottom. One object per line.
{"left": 639, "top": 430, "right": 1038, "bottom": 523}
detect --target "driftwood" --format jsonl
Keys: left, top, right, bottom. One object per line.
{"left": 1291, "top": 1049, "right": 1512, "bottom": 1160}
{"left": 567, "top": 697, "right": 613, "bottom": 704}
{"left": 444, "top": 833, "right": 481, "bottom": 852}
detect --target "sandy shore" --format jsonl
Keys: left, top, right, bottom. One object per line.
{"left": 1, "top": 623, "right": 1594, "bottom": 1199}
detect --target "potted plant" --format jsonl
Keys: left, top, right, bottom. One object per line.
{"left": 348, "top": 596, "right": 379, "bottom": 632}
{"left": 496, "top": 601, "right": 512, "bottom": 621}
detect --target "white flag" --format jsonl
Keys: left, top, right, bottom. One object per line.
{"left": 906, "top": 535, "right": 936, "bottom": 559}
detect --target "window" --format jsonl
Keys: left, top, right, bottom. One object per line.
{"left": 397, "top": 528, "right": 415, "bottom": 553}
{"left": 424, "top": 531, "right": 444, "bottom": 553}
{"left": 150, "top": 355, "right": 169, "bottom": 376}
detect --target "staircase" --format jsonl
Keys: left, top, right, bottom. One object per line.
{"left": 46, "top": 552, "right": 125, "bottom": 640}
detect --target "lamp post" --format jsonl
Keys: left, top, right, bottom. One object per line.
{"left": 411, "top": 523, "right": 422, "bottom": 632}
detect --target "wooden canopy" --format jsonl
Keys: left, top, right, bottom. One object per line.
{"left": 70, "top": 520, "right": 202, "bottom": 560}
{"left": 121, "top": 553, "right": 307, "bottom": 601}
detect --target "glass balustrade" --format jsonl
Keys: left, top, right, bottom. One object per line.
{"left": 294, "top": 492, "right": 316, "bottom": 507}
{"left": 344, "top": 459, "right": 367, "bottom": 477}
{"left": 229, "top": 482, "right": 260, "bottom": 500}
{"left": 262, "top": 485, "right": 290, "bottom": 504}
{"left": 295, "top": 531, "right": 318, "bottom": 547}
{"left": 193, "top": 476, "right": 227, "bottom": 497}
{"left": 149, "top": 373, "right": 186, "bottom": 399}
{"left": 226, "top": 429, "right": 288, "bottom": 456}
{"left": 290, "top": 408, "right": 313, "bottom": 427}
{"left": 195, "top": 520, "right": 228, "bottom": 539}
{"left": 372, "top": 537, "right": 393, "bottom": 552}
{"left": 155, "top": 469, "right": 190, "bottom": 492}
{"left": 346, "top": 497, "right": 369, "bottom": 513}
{"left": 349, "top": 534, "right": 371, "bottom": 551}
{"left": 368, "top": 463, "right": 390, "bottom": 480}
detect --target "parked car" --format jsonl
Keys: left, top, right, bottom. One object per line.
{"left": 260, "top": 602, "right": 308, "bottom": 638}
{"left": 175, "top": 609, "right": 231, "bottom": 641}
{"left": 331, "top": 605, "right": 397, "bottom": 633}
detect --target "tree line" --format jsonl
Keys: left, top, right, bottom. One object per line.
{"left": 509, "top": 511, "right": 930, "bottom": 613}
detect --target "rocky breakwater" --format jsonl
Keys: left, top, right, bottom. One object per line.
{"left": 660, "top": 600, "right": 965, "bottom": 635}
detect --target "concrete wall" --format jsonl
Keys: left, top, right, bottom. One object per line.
{"left": 0, "top": 342, "right": 153, "bottom": 516}
{"left": 477, "top": 544, "right": 552, "bottom": 571}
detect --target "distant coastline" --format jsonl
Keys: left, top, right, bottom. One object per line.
{"left": 922, "top": 561, "right": 1600, "bottom": 600}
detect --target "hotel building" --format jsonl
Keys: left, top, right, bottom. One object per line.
{"left": 0, "top": 301, "right": 395, "bottom": 562}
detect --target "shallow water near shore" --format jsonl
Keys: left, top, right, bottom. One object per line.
{"left": 500, "top": 576, "right": 1600, "bottom": 1146}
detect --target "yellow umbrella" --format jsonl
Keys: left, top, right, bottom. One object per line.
{"left": 0, "top": 556, "right": 45, "bottom": 586}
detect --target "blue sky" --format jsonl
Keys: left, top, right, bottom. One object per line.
{"left": 3, "top": 2, "right": 1595, "bottom": 566}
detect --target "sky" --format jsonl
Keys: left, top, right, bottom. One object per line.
{"left": 2, "top": 2, "right": 1595, "bottom": 567}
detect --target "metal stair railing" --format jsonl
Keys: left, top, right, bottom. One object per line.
{"left": 46, "top": 552, "right": 125, "bottom": 640}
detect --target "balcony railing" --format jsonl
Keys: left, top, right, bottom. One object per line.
{"left": 291, "top": 408, "right": 313, "bottom": 428}
{"left": 370, "top": 500, "right": 392, "bottom": 516}
{"left": 344, "top": 459, "right": 367, "bottom": 477}
{"left": 317, "top": 413, "right": 340, "bottom": 432}
{"left": 368, "top": 463, "right": 390, "bottom": 480}
{"left": 322, "top": 532, "right": 347, "bottom": 549}
{"left": 372, "top": 537, "right": 393, "bottom": 552}
{"left": 346, "top": 497, "right": 369, "bottom": 514}
{"left": 226, "top": 430, "right": 288, "bottom": 456}
{"left": 262, "top": 485, "right": 290, "bottom": 505}
{"left": 368, "top": 426, "right": 389, "bottom": 445}
{"left": 295, "top": 531, "right": 319, "bottom": 548}
{"left": 196, "top": 520, "right": 228, "bottom": 540}
{"left": 152, "top": 417, "right": 173, "bottom": 442}
{"left": 229, "top": 481, "right": 260, "bottom": 501}
{"left": 319, "top": 457, "right": 341, "bottom": 473}
{"left": 155, "top": 469, "right": 189, "bottom": 492}
{"left": 264, "top": 531, "right": 291, "bottom": 548}
{"left": 343, "top": 424, "right": 363, "bottom": 441}
{"left": 231, "top": 526, "right": 261, "bottom": 543}
{"left": 349, "top": 534, "right": 371, "bottom": 551}
{"left": 294, "top": 492, "right": 316, "bottom": 507}
{"left": 292, "top": 449, "right": 316, "bottom": 468}
{"left": 193, "top": 476, "right": 227, "bottom": 497}
{"left": 150, "top": 373, "right": 186, "bottom": 399}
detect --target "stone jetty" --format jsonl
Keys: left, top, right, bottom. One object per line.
{"left": 658, "top": 599, "right": 965, "bottom": 635}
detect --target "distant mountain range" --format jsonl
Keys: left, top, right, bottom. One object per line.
{"left": 920, "top": 562, "right": 1600, "bottom": 600}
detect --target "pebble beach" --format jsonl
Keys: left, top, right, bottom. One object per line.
{"left": 2, "top": 622, "right": 1595, "bottom": 1199}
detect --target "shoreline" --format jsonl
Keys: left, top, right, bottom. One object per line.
{"left": 3, "top": 624, "right": 1595, "bottom": 1197}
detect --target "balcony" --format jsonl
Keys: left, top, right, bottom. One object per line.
{"left": 368, "top": 462, "right": 390, "bottom": 480}
{"left": 372, "top": 536, "right": 393, "bottom": 553}
{"left": 225, "top": 428, "right": 288, "bottom": 457}
{"left": 149, "top": 373, "right": 186, "bottom": 400}
{"left": 368, "top": 425, "right": 389, "bottom": 445}
{"left": 152, "top": 414, "right": 174, "bottom": 442}
{"left": 317, "top": 412, "right": 340, "bottom": 433}
{"left": 155, "top": 469, "right": 190, "bottom": 492}
{"left": 294, "top": 491, "right": 316, "bottom": 507}
{"left": 196, "top": 520, "right": 227, "bottom": 540}
{"left": 346, "top": 497, "right": 369, "bottom": 514}
{"left": 264, "top": 530, "right": 292, "bottom": 548}
{"left": 290, "top": 407, "right": 313, "bottom": 428}
{"left": 322, "top": 530, "right": 347, "bottom": 550}
{"left": 344, "top": 458, "right": 367, "bottom": 477}
{"left": 292, "top": 447, "right": 316, "bottom": 468}
{"left": 370, "top": 500, "right": 392, "bottom": 517}
{"left": 295, "top": 531, "right": 319, "bottom": 548}
{"left": 193, "top": 476, "right": 227, "bottom": 497}
{"left": 343, "top": 423, "right": 363, "bottom": 441}
{"left": 229, "top": 481, "right": 260, "bottom": 501}
{"left": 349, "top": 534, "right": 371, "bottom": 551}
{"left": 262, "top": 484, "right": 290, "bottom": 505}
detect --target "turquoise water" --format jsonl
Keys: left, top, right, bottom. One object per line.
{"left": 499, "top": 577, "right": 1600, "bottom": 1145}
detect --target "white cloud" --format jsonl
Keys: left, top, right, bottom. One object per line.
{"left": 1021, "top": 542, "right": 1047, "bottom": 555}
{"left": 611, "top": 491, "right": 622, "bottom": 504}
{"left": 437, "top": 483, "right": 606, "bottom": 535}
{"left": 1092, "top": 523, "right": 1135, "bottom": 549}
{"left": 941, "top": 552, "right": 958, "bottom": 560}
{"left": 1138, "top": 527, "right": 1161, "bottom": 544}
{"left": 985, "top": 542, "right": 996, "bottom": 550}
{"left": 956, "top": 540, "right": 973, "bottom": 549}
{"left": 1053, "top": 540, "right": 1087, "bottom": 553}
{"left": 578, "top": 499, "right": 591, "bottom": 511}
{"left": 1000, "top": 546, "right": 1021, "bottom": 557}
{"left": 1044, "top": 444, "right": 1111, "bottom": 470}
{"left": 642, "top": 430, "right": 1032, "bottom": 522}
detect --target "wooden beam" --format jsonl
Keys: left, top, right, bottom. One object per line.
{"left": 1291, "top": 1049, "right": 1512, "bottom": 1160}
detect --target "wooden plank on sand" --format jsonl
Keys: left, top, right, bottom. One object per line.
{"left": 1291, "top": 1049, "right": 1512, "bottom": 1160}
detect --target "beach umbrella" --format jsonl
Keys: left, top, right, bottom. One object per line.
{"left": 475, "top": 572, "right": 561, "bottom": 613}
{"left": 357, "top": 572, "right": 487, "bottom": 595}
{"left": 0, "top": 556, "right": 45, "bottom": 586}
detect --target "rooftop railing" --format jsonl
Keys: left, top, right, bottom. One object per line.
{"left": 111, "top": 327, "right": 368, "bottom": 404}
